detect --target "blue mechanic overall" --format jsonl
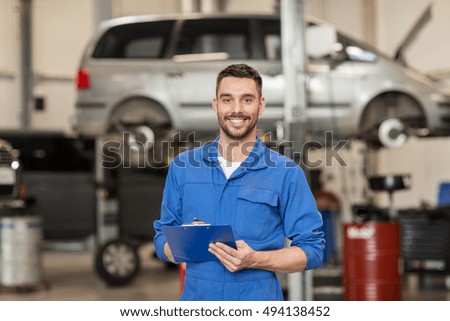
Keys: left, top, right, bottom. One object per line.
{"left": 154, "top": 136, "right": 324, "bottom": 300}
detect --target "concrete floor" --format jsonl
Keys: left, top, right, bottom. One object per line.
{"left": 0, "top": 243, "right": 180, "bottom": 301}
{"left": 1, "top": 242, "right": 449, "bottom": 301}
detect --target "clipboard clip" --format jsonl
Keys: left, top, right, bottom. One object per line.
{"left": 182, "top": 217, "right": 210, "bottom": 226}
{"left": 182, "top": 223, "right": 211, "bottom": 227}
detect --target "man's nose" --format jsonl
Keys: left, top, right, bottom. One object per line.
{"left": 231, "top": 100, "right": 244, "bottom": 113}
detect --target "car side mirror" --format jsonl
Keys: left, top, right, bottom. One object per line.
{"left": 306, "top": 25, "right": 337, "bottom": 59}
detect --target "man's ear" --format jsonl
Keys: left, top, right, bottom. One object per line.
{"left": 212, "top": 97, "right": 218, "bottom": 113}
{"left": 258, "top": 97, "right": 266, "bottom": 115}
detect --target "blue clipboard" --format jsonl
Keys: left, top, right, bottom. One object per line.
{"left": 162, "top": 225, "right": 236, "bottom": 263}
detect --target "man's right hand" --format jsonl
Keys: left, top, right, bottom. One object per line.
{"left": 164, "top": 242, "right": 175, "bottom": 263}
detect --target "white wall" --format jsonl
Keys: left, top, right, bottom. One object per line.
{"left": 224, "top": 0, "right": 275, "bottom": 14}
{"left": 0, "top": 0, "right": 20, "bottom": 129}
{"left": 0, "top": 0, "right": 93, "bottom": 132}
{"left": 305, "top": 0, "right": 368, "bottom": 43}
{"left": 376, "top": 0, "right": 450, "bottom": 74}
{"left": 375, "top": 137, "right": 450, "bottom": 209}
{"left": 31, "top": 0, "right": 93, "bottom": 132}
{"left": 406, "top": 0, "right": 450, "bottom": 75}
{"left": 113, "top": 0, "right": 276, "bottom": 16}
{"left": 112, "top": 0, "right": 180, "bottom": 16}
{"left": 376, "top": 0, "right": 430, "bottom": 57}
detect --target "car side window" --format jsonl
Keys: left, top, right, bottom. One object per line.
{"left": 125, "top": 38, "right": 164, "bottom": 58}
{"left": 175, "top": 19, "right": 250, "bottom": 59}
{"left": 260, "top": 19, "right": 282, "bottom": 61}
{"left": 92, "top": 20, "right": 175, "bottom": 59}
{"left": 264, "top": 34, "right": 281, "bottom": 60}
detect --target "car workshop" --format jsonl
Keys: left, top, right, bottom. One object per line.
{"left": 1, "top": 0, "right": 450, "bottom": 308}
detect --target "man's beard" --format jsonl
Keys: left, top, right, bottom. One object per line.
{"left": 217, "top": 113, "right": 258, "bottom": 140}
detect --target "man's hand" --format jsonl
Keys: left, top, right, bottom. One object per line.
{"left": 208, "top": 240, "right": 256, "bottom": 272}
{"left": 209, "top": 241, "right": 308, "bottom": 274}
{"left": 164, "top": 242, "right": 175, "bottom": 263}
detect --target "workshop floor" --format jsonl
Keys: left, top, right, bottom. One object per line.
{"left": 0, "top": 242, "right": 180, "bottom": 301}
{"left": 1, "top": 243, "right": 449, "bottom": 301}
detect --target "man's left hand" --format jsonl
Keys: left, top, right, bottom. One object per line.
{"left": 208, "top": 240, "right": 256, "bottom": 272}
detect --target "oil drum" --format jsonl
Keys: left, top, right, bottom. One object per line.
{"left": 343, "top": 222, "right": 401, "bottom": 300}
{"left": 0, "top": 215, "right": 42, "bottom": 287}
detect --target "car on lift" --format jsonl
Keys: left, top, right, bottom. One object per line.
{"left": 73, "top": 11, "right": 450, "bottom": 161}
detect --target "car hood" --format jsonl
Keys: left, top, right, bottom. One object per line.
{"left": 394, "top": 5, "right": 432, "bottom": 65}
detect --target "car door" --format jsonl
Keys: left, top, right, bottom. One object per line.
{"left": 165, "top": 18, "right": 254, "bottom": 133}
{"left": 306, "top": 53, "right": 357, "bottom": 138}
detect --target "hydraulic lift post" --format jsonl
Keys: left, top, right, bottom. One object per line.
{"left": 94, "top": 137, "right": 120, "bottom": 248}
{"left": 281, "top": 0, "right": 313, "bottom": 301}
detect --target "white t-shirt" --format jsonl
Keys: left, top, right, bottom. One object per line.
{"left": 218, "top": 156, "right": 242, "bottom": 179}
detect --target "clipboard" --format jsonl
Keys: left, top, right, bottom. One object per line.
{"left": 162, "top": 225, "right": 236, "bottom": 262}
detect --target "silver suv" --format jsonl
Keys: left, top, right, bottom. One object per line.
{"left": 74, "top": 13, "right": 450, "bottom": 161}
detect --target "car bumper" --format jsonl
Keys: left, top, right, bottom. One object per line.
{"left": 438, "top": 101, "right": 450, "bottom": 132}
{"left": 72, "top": 106, "right": 108, "bottom": 136}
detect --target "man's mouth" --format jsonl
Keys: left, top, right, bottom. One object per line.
{"left": 229, "top": 118, "right": 245, "bottom": 124}
{"left": 227, "top": 117, "right": 249, "bottom": 128}
{"left": 226, "top": 114, "right": 249, "bottom": 124}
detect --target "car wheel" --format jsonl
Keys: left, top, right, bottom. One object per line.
{"left": 126, "top": 123, "right": 171, "bottom": 168}
{"left": 359, "top": 92, "right": 426, "bottom": 148}
{"left": 107, "top": 98, "right": 173, "bottom": 168}
{"left": 95, "top": 239, "right": 140, "bottom": 286}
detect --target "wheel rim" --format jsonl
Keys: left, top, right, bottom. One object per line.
{"left": 102, "top": 243, "right": 137, "bottom": 277}
{"left": 378, "top": 118, "right": 407, "bottom": 148}
{"left": 127, "top": 125, "right": 155, "bottom": 152}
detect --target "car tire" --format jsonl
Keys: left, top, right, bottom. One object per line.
{"left": 107, "top": 98, "right": 172, "bottom": 169}
{"left": 125, "top": 124, "right": 172, "bottom": 168}
{"left": 95, "top": 239, "right": 140, "bottom": 286}
{"left": 359, "top": 92, "right": 426, "bottom": 148}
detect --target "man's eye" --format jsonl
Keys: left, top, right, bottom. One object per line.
{"left": 222, "top": 98, "right": 231, "bottom": 103}
{"left": 243, "top": 98, "right": 253, "bottom": 103}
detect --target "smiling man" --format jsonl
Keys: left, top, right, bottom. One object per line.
{"left": 214, "top": 72, "right": 262, "bottom": 140}
{"left": 154, "top": 64, "right": 324, "bottom": 301}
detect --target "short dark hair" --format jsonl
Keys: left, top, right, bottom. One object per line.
{"left": 216, "top": 64, "right": 263, "bottom": 97}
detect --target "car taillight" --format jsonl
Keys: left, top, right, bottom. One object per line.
{"left": 76, "top": 69, "right": 90, "bottom": 90}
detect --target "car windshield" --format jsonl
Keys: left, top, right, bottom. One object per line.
{"left": 335, "top": 33, "right": 378, "bottom": 62}
{"left": 260, "top": 18, "right": 379, "bottom": 63}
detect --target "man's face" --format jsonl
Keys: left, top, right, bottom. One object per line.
{"left": 213, "top": 77, "right": 265, "bottom": 141}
